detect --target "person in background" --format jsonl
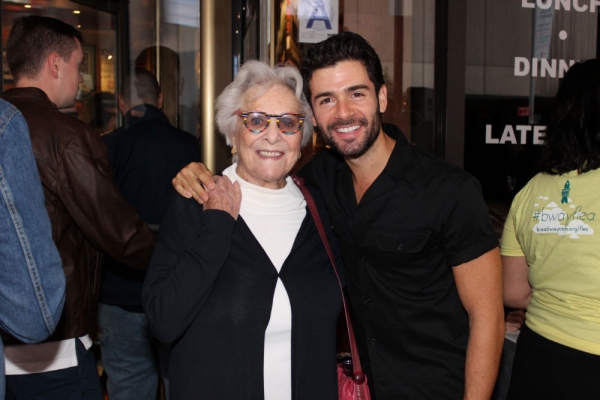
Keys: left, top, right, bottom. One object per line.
{"left": 0, "top": 98, "right": 66, "bottom": 400}
{"left": 134, "top": 46, "right": 189, "bottom": 133}
{"left": 142, "top": 60, "right": 343, "bottom": 400}
{"left": 502, "top": 58, "right": 600, "bottom": 399}
{"left": 1, "top": 16, "right": 155, "bottom": 400}
{"left": 89, "top": 91, "right": 117, "bottom": 135}
{"left": 172, "top": 32, "right": 504, "bottom": 399}
{"left": 99, "top": 68, "right": 201, "bottom": 400}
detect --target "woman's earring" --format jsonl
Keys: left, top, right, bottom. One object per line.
{"left": 231, "top": 147, "right": 237, "bottom": 155}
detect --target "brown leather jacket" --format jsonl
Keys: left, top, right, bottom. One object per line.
{"left": 1, "top": 88, "right": 155, "bottom": 342}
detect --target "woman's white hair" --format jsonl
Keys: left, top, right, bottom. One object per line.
{"left": 215, "top": 60, "right": 313, "bottom": 150}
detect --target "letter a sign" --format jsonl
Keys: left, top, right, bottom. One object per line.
{"left": 299, "top": 0, "right": 339, "bottom": 43}
{"left": 306, "top": 0, "right": 332, "bottom": 29}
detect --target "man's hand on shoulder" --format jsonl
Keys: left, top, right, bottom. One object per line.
{"left": 172, "top": 162, "right": 215, "bottom": 204}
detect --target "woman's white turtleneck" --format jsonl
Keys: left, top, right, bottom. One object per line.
{"left": 222, "top": 164, "right": 306, "bottom": 400}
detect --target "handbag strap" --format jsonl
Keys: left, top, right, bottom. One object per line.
{"left": 292, "top": 175, "right": 367, "bottom": 385}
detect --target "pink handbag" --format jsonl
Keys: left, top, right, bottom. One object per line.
{"left": 338, "top": 364, "right": 370, "bottom": 400}
{"left": 293, "top": 176, "right": 372, "bottom": 400}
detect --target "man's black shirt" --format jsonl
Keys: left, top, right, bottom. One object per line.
{"left": 299, "top": 124, "right": 498, "bottom": 399}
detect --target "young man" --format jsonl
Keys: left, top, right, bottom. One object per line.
{"left": 99, "top": 68, "right": 201, "bottom": 400}
{"left": 0, "top": 98, "right": 65, "bottom": 400}
{"left": 1, "top": 16, "right": 155, "bottom": 399}
{"left": 173, "top": 32, "right": 504, "bottom": 399}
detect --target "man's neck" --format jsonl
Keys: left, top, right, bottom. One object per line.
{"left": 15, "top": 78, "right": 53, "bottom": 102}
{"left": 15, "top": 78, "right": 41, "bottom": 90}
{"left": 345, "top": 129, "right": 396, "bottom": 203}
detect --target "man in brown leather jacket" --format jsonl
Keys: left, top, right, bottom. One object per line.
{"left": 1, "top": 16, "right": 155, "bottom": 400}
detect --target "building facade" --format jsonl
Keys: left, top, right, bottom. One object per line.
{"left": 1, "top": 0, "right": 597, "bottom": 206}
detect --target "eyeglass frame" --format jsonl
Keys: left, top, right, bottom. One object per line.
{"left": 237, "top": 111, "right": 305, "bottom": 135}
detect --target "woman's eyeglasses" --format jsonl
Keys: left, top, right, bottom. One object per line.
{"left": 238, "top": 111, "right": 305, "bottom": 134}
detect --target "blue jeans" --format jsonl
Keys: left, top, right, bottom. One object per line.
{"left": 98, "top": 304, "right": 170, "bottom": 400}
{"left": 5, "top": 338, "right": 103, "bottom": 400}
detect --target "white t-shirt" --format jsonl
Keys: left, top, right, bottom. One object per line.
{"left": 4, "top": 335, "right": 93, "bottom": 375}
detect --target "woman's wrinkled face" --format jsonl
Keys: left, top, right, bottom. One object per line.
{"left": 233, "top": 84, "right": 303, "bottom": 189}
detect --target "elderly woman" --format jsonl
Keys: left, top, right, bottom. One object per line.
{"left": 142, "top": 61, "right": 343, "bottom": 400}
{"left": 502, "top": 59, "right": 600, "bottom": 399}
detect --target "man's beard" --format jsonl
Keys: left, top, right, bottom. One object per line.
{"left": 314, "top": 111, "right": 382, "bottom": 159}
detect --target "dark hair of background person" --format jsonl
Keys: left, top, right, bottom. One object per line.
{"left": 539, "top": 58, "right": 600, "bottom": 175}
{"left": 134, "top": 46, "right": 181, "bottom": 127}
{"left": 135, "top": 46, "right": 180, "bottom": 75}
{"left": 121, "top": 68, "right": 161, "bottom": 106}
{"left": 6, "top": 15, "right": 83, "bottom": 81}
{"left": 300, "top": 31, "right": 385, "bottom": 102}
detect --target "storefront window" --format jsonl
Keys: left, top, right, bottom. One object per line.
{"left": 2, "top": 0, "right": 117, "bottom": 134}
{"left": 464, "top": 0, "right": 597, "bottom": 203}
{"left": 1, "top": 0, "right": 201, "bottom": 137}
{"left": 129, "top": 0, "right": 201, "bottom": 136}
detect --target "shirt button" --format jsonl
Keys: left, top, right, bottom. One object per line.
{"left": 359, "top": 255, "right": 366, "bottom": 261}
{"left": 397, "top": 243, "right": 404, "bottom": 250}
{"left": 369, "top": 338, "right": 377, "bottom": 345}
{"left": 364, "top": 298, "right": 371, "bottom": 304}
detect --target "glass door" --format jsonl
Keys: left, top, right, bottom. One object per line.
{"left": 129, "top": 0, "right": 201, "bottom": 135}
{"left": 2, "top": 0, "right": 202, "bottom": 138}
{"left": 2, "top": 0, "right": 117, "bottom": 134}
{"left": 463, "top": 1, "right": 598, "bottom": 204}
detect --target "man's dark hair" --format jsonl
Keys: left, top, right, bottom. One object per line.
{"left": 7, "top": 15, "right": 83, "bottom": 81}
{"left": 539, "top": 59, "right": 600, "bottom": 175}
{"left": 121, "top": 68, "right": 161, "bottom": 106}
{"left": 135, "top": 46, "right": 181, "bottom": 75}
{"left": 300, "top": 31, "right": 385, "bottom": 102}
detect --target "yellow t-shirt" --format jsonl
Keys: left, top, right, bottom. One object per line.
{"left": 501, "top": 169, "right": 600, "bottom": 355}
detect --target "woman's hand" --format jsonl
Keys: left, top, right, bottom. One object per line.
{"left": 203, "top": 175, "right": 242, "bottom": 219}
{"left": 172, "top": 162, "right": 216, "bottom": 204}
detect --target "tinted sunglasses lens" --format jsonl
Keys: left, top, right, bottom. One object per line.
{"left": 246, "top": 112, "right": 268, "bottom": 132}
{"left": 279, "top": 115, "right": 301, "bottom": 133}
